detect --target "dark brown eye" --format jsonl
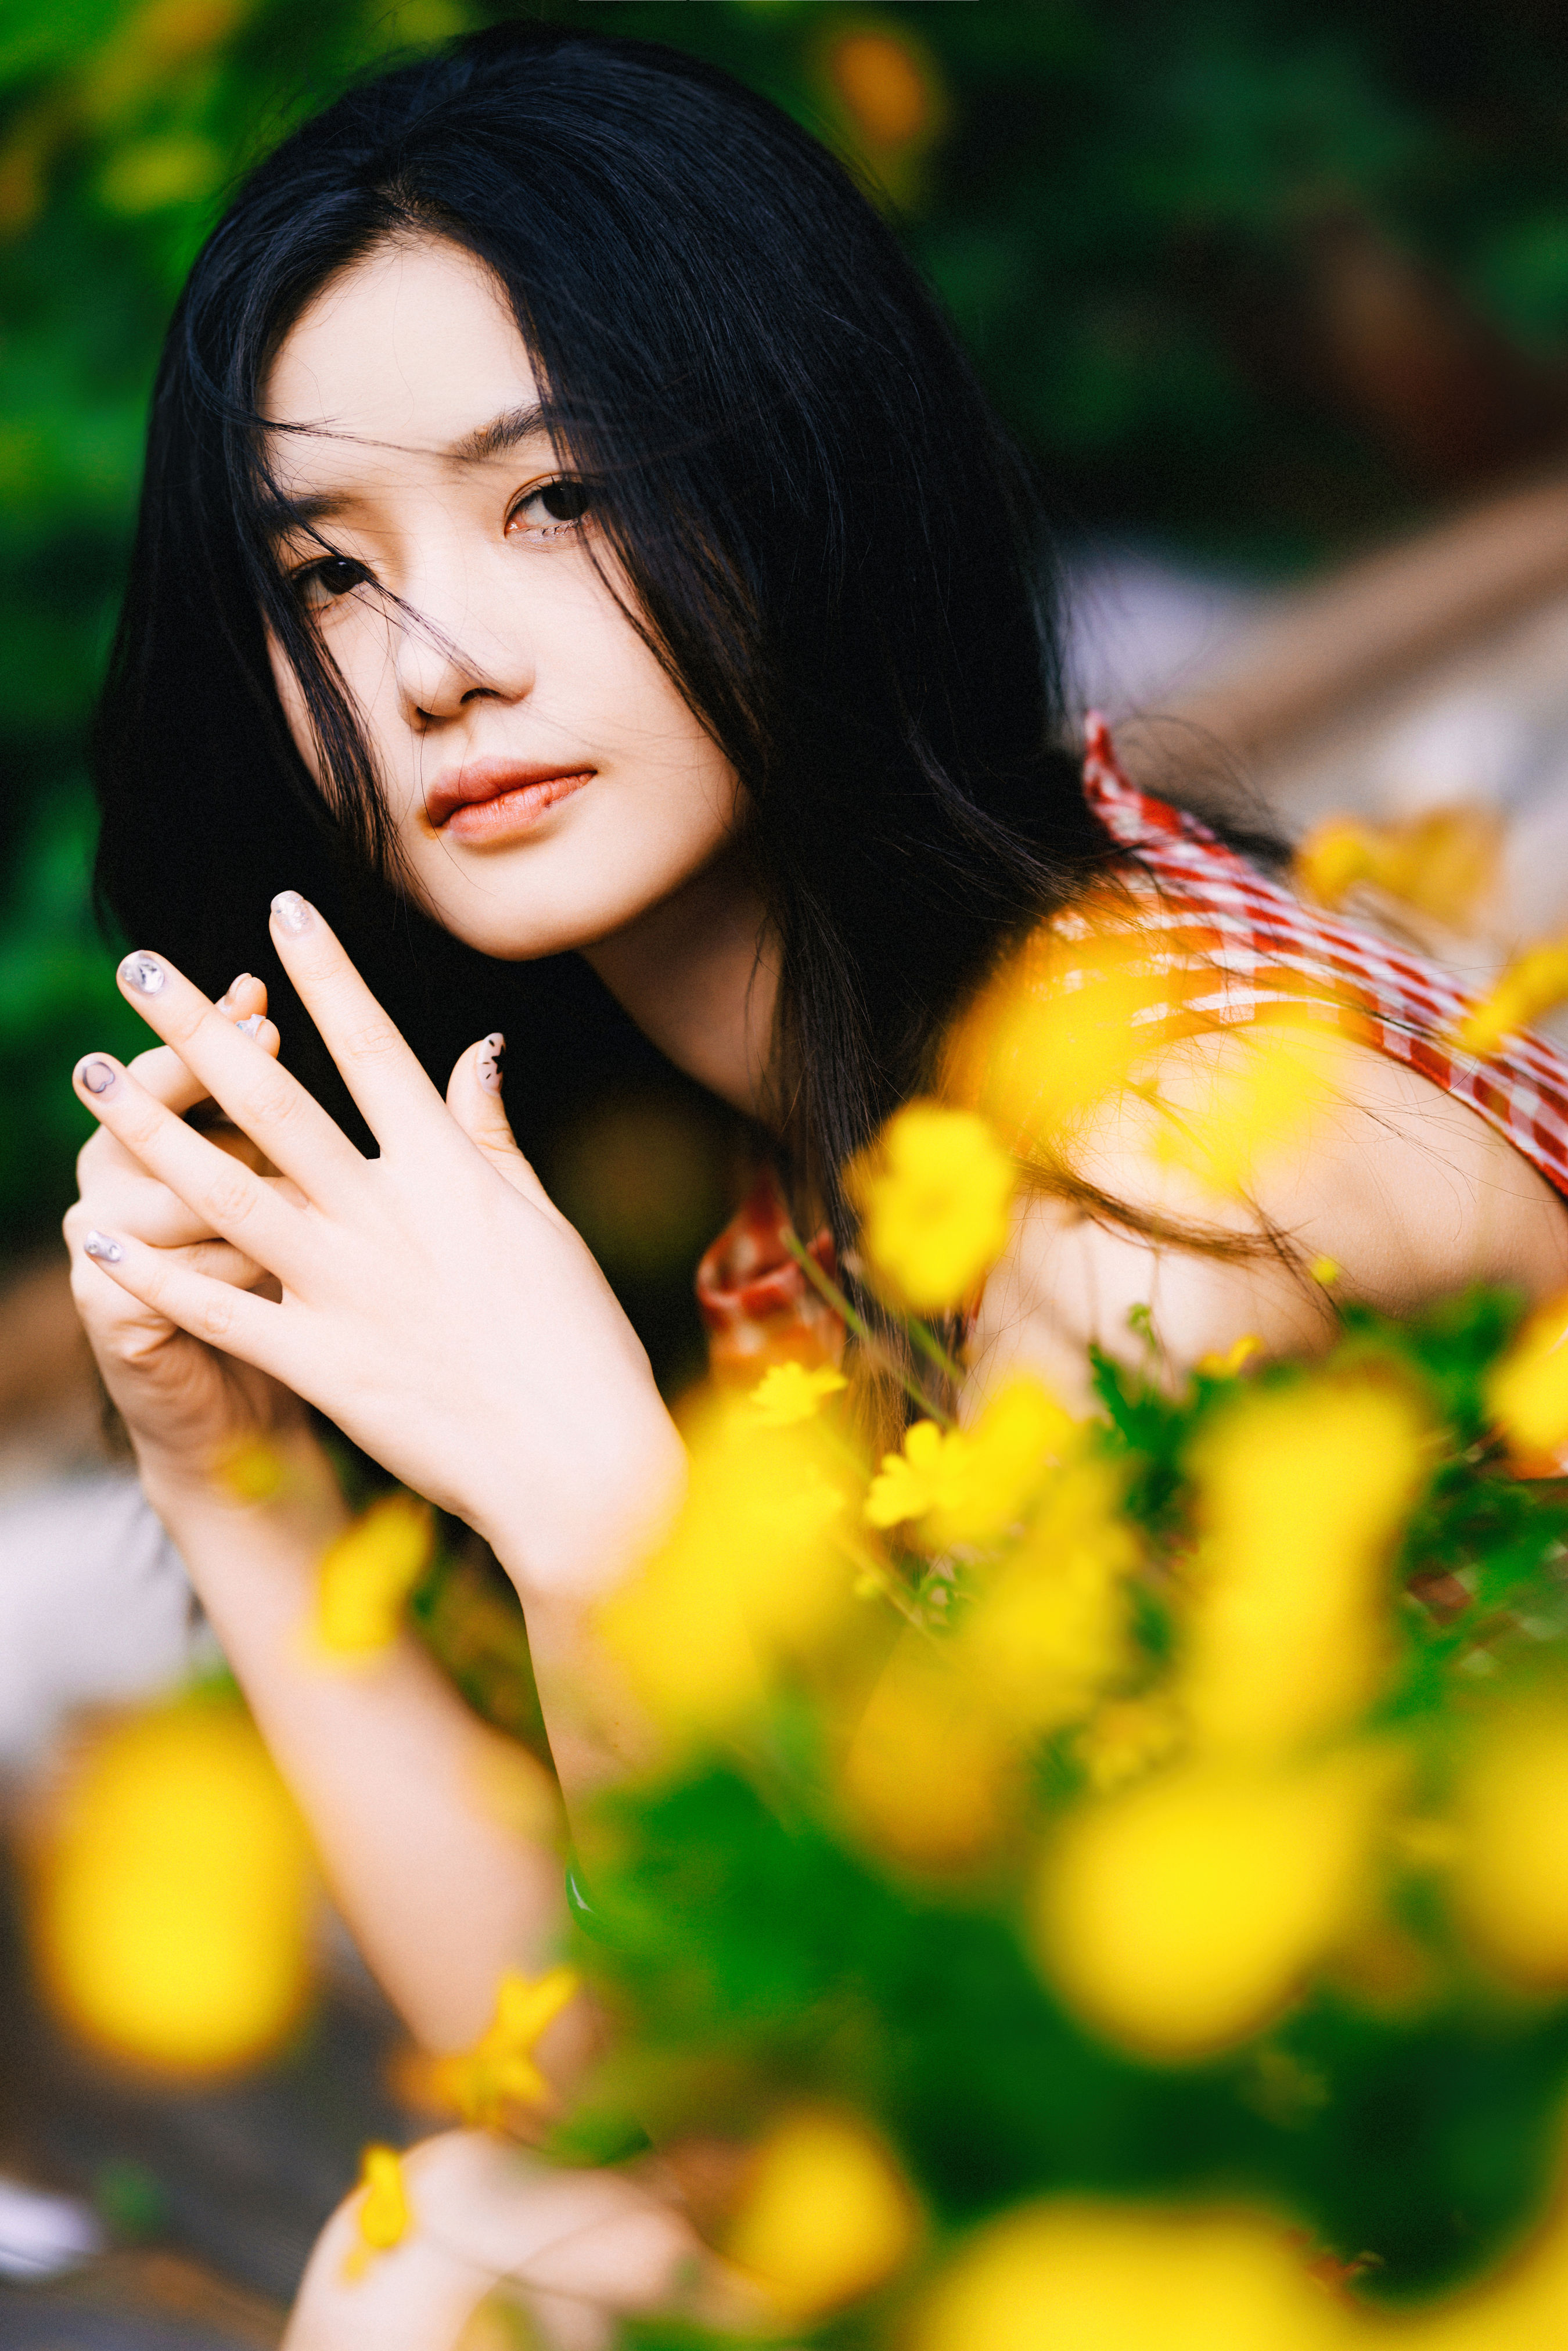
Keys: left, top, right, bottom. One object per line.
{"left": 538, "top": 479, "right": 591, "bottom": 522}
{"left": 294, "top": 555, "right": 369, "bottom": 607}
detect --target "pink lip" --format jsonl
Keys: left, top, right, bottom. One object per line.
{"left": 427, "top": 759, "right": 596, "bottom": 843}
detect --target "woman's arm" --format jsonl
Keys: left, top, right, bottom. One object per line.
{"left": 67, "top": 917, "right": 683, "bottom": 1844}
{"left": 66, "top": 980, "right": 592, "bottom": 2057}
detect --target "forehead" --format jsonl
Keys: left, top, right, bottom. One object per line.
{"left": 262, "top": 236, "right": 544, "bottom": 488}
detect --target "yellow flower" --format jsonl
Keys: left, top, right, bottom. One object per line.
{"left": 314, "top": 1493, "right": 435, "bottom": 1660}
{"left": 941, "top": 914, "right": 1186, "bottom": 1166}
{"left": 599, "top": 1392, "right": 858, "bottom": 1735}
{"left": 864, "top": 1377, "right": 1077, "bottom": 1551}
{"left": 29, "top": 1695, "right": 314, "bottom": 2077}
{"left": 342, "top": 2143, "right": 411, "bottom": 2279}
{"left": 1294, "top": 805, "right": 1499, "bottom": 931}
{"left": 358, "top": 2143, "right": 410, "bottom": 2248}
{"left": 1486, "top": 1289, "right": 1568, "bottom": 1456}
{"left": 840, "top": 1637, "right": 1020, "bottom": 1870}
{"left": 213, "top": 1435, "right": 288, "bottom": 1504}
{"left": 1153, "top": 1015, "right": 1348, "bottom": 1199}
{"left": 1181, "top": 1377, "right": 1429, "bottom": 1757}
{"left": 724, "top": 2106, "right": 920, "bottom": 2320}
{"left": 826, "top": 30, "right": 943, "bottom": 153}
{"left": 1310, "top": 1256, "right": 1341, "bottom": 1288}
{"left": 909, "top": 2201, "right": 1347, "bottom": 2351}
{"left": 747, "top": 1361, "right": 848, "bottom": 1428}
{"left": 855, "top": 1101, "right": 1016, "bottom": 1313}
{"left": 1195, "top": 1334, "right": 1261, "bottom": 1381}
{"left": 1452, "top": 935, "right": 1568, "bottom": 1058}
{"left": 426, "top": 1965, "right": 581, "bottom": 2125}
{"left": 954, "top": 1454, "right": 1137, "bottom": 1734}
{"left": 1032, "top": 1749, "right": 1396, "bottom": 2059}
{"left": 1447, "top": 1701, "right": 1568, "bottom": 1988}
{"left": 1076, "top": 1695, "right": 1185, "bottom": 1795}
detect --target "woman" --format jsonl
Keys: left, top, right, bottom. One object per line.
{"left": 64, "top": 22, "right": 1568, "bottom": 2343}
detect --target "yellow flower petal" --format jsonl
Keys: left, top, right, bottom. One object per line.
{"left": 1452, "top": 936, "right": 1568, "bottom": 1058}
{"left": 748, "top": 1362, "right": 848, "bottom": 1428}
{"left": 856, "top": 1102, "right": 1016, "bottom": 1313}
{"left": 357, "top": 2144, "right": 411, "bottom": 2253}
{"left": 724, "top": 2106, "right": 920, "bottom": 2318}
{"left": 315, "top": 1493, "right": 435, "bottom": 1660}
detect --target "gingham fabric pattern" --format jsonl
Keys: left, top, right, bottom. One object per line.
{"left": 1082, "top": 711, "right": 1568, "bottom": 1203}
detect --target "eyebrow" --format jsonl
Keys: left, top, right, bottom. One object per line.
{"left": 265, "top": 402, "right": 554, "bottom": 536}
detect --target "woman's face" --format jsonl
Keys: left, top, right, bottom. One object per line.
{"left": 262, "top": 235, "right": 741, "bottom": 961}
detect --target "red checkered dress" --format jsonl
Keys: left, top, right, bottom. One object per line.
{"left": 1080, "top": 711, "right": 1568, "bottom": 1203}
{"left": 696, "top": 717, "right": 1568, "bottom": 1374}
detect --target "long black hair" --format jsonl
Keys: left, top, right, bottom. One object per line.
{"left": 93, "top": 20, "right": 1112, "bottom": 1243}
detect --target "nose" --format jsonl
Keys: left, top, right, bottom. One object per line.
{"left": 391, "top": 566, "right": 535, "bottom": 727}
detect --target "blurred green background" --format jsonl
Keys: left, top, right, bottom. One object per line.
{"left": 8, "top": 0, "right": 1568, "bottom": 1263}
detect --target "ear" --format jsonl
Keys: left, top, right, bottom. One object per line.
{"left": 445, "top": 1034, "right": 553, "bottom": 1208}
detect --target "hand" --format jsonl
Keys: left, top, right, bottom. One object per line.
{"left": 64, "top": 973, "right": 318, "bottom": 1508}
{"left": 70, "top": 902, "right": 686, "bottom": 1595}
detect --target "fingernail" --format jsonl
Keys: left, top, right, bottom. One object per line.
{"left": 477, "top": 1032, "right": 505, "bottom": 1093}
{"left": 235, "top": 1012, "right": 265, "bottom": 1037}
{"left": 120, "top": 951, "right": 165, "bottom": 995}
{"left": 84, "top": 1230, "right": 124, "bottom": 1264}
{"left": 271, "top": 891, "right": 312, "bottom": 934}
{"left": 215, "top": 973, "right": 254, "bottom": 1016}
{"left": 78, "top": 1058, "right": 117, "bottom": 1095}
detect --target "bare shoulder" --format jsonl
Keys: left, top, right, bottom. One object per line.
{"left": 966, "top": 1033, "right": 1568, "bottom": 1413}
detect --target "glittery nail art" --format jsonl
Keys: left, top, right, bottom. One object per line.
{"left": 121, "top": 951, "right": 165, "bottom": 994}
{"left": 235, "top": 1012, "right": 265, "bottom": 1037}
{"left": 84, "top": 1230, "right": 124, "bottom": 1264}
{"left": 271, "top": 890, "right": 311, "bottom": 934}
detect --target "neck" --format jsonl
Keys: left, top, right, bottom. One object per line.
{"left": 582, "top": 846, "right": 779, "bottom": 1120}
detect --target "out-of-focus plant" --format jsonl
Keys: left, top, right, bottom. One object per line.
{"left": 26, "top": 1685, "right": 316, "bottom": 2074}
{"left": 535, "top": 1051, "right": 1568, "bottom": 2341}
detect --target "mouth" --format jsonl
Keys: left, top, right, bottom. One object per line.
{"left": 427, "top": 760, "right": 596, "bottom": 844}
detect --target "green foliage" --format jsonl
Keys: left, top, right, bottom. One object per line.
{"left": 567, "top": 1293, "right": 1568, "bottom": 2320}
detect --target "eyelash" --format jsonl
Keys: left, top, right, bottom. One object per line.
{"left": 287, "top": 476, "right": 593, "bottom": 607}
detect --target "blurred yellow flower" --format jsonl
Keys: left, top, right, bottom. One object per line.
{"left": 341, "top": 2143, "right": 411, "bottom": 2280}
{"left": 213, "top": 1433, "right": 288, "bottom": 1504}
{"left": 941, "top": 914, "right": 1183, "bottom": 1165}
{"left": 826, "top": 30, "right": 942, "bottom": 152}
{"left": 748, "top": 1361, "right": 848, "bottom": 1428}
{"left": 723, "top": 2106, "right": 920, "bottom": 2319}
{"left": 1311, "top": 1256, "right": 1342, "bottom": 1288}
{"left": 1447, "top": 1701, "right": 1568, "bottom": 1988}
{"left": 314, "top": 1492, "right": 435, "bottom": 1660}
{"left": 909, "top": 2201, "right": 1348, "bottom": 2351}
{"left": 1452, "top": 936, "right": 1568, "bottom": 1058}
{"left": 426, "top": 1965, "right": 580, "bottom": 2126}
{"left": 954, "top": 1454, "right": 1137, "bottom": 1734}
{"left": 1486, "top": 1290, "right": 1568, "bottom": 1457}
{"left": 855, "top": 1101, "right": 1016, "bottom": 1313}
{"left": 599, "top": 1394, "right": 858, "bottom": 1734}
{"left": 1076, "top": 1695, "right": 1185, "bottom": 1794}
{"left": 1153, "top": 1015, "right": 1348, "bottom": 1199}
{"left": 840, "top": 1637, "right": 1019, "bottom": 1870}
{"left": 1196, "top": 1334, "right": 1261, "bottom": 1380}
{"left": 865, "top": 1377, "right": 1077, "bottom": 1551}
{"left": 1182, "top": 1377, "right": 1429, "bottom": 1756}
{"left": 1032, "top": 1750, "right": 1394, "bottom": 2058}
{"left": 1294, "top": 806, "right": 1499, "bottom": 932}
{"left": 30, "top": 1695, "right": 314, "bottom": 2075}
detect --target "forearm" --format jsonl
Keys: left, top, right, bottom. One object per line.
{"left": 143, "top": 1435, "right": 571, "bottom": 2052}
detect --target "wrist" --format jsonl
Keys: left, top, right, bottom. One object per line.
{"left": 136, "top": 1425, "right": 350, "bottom": 1573}
{"left": 479, "top": 1394, "right": 688, "bottom": 1606}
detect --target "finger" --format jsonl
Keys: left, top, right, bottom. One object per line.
{"left": 268, "top": 891, "right": 448, "bottom": 1147}
{"left": 444, "top": 1033, "right": 553, "bottom": 1209}
{"left": 66, "top": 1176, "right": 232, "bottom": 1252}
{"left": 128, "top": 974, "right": 277, "bottom": 1119}
{"left": 72, "top": 1053, "right": 307, "bottom": 1275}
{"left": 110, "top": 948, "right": 362, "bottom": 1203}
{"left": 75, "top": 1224, "right": 292, "bottom": 1378}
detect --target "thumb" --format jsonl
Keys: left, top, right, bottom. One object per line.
{"left": 447, "top": 1032, "right": 552, "bottom": 1206}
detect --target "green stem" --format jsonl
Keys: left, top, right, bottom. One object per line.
{"left": 781, "top": 1230, "right": 952, "bottom": 1428}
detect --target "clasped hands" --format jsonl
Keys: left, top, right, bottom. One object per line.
{"left": 65, "top": 890, "right": 685, "bottom": 1597}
